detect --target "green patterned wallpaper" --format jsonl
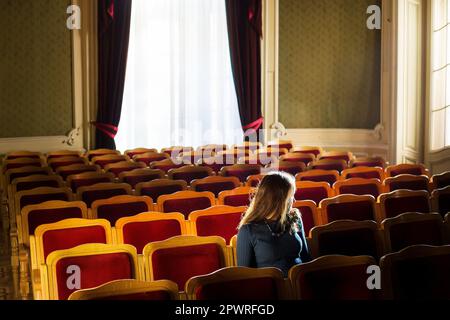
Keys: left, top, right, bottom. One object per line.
{"left": 279, "top": 0, "right": 381, "bottom": 129}
{"left": 0, "top": 0, "right": 73, "bottom": 138}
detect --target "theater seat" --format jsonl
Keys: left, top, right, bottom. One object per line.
{"left": 268, "top": 140, "right": 293, "bottom": 151}
{"left": 294, "top": 181, "right": 334, "bottom": 205}
{"left": 5, "top": 167, "right": 52, "bottom": 187}
{"left": 118, "top": 168, "right": 166, "bottom": 189}
{"left": 66, "top": 172, "right": 115, "bottom": 192}
{"left": 319, "top": 151, "right": 354, "bottom": 162}
{"left": 309, "top": 159, "right": 348, "bottom": 173}
{"left": 2, "top": 158, "right": 43, "bottom": 173}
{"left": 47, "top": 157, "right": 87, "bottom": 171}
{"left": 319, "top": 195, "right": 378, "bottom": 224}
{"left": 381, "top": 213, "right": 447, "bottom": 253}
{"left": 293, "top": 201, "right": 319, "bottom": 237}
{"left": 291, "top": 146, "right": 323, "bottom": 157}
{"left": 268, "top": 161, "right": 306, "bottom": 176}
{"left": 380, "top": 245, "right": 450, "bottom": 299}
{"left": 431, "top": 171, "right": 450, "bottom": 189}
{"left": 124, "top": 148, "right": 158, "bottom": 159}
{"left": 431, "top": 186, "right": 450, "bottom": 219}
{"left": 296, "top": 170, "right": 340, "bottom": 186}
{"left": 92, "top": 155, "right": 128, "bottom": 169}
{"left": 104, "top": 161, "right": 146, "bottom": 177}
{"left": 135, "top": 179, "right": 187, "bottom": 203}
{"left": 186, "top": 267, "right": 288, "bottom": 300}
{"left": 378, "top": 190, "right": 431, "bottom": 220}
{"left": 76, "top": 183, "right": 132, "bottom": 208}
{"left": 218, "top": 187, "right": 254, "bottom": 207}
{"left": 68, "top": 279, "right": 179, "bottom": 300}
{"left": 280, "top": 153, "right": 315, "bottom": 167}
{"left": 56, "top": 164, "right": 101, "bottom": 181}
{"left": 86, "top": 149, "right": 120, "bottom": 161}
{"left": 386, "top": 164, "right": 429, "bottom": 178}
{"left": 350, "top": 157, "right": 386, "bottom": 168}
{"left": 191, "top": 176, "right": 241, "bottom": 197}
{"left": 157, "top": 191, "right": 215, "bottom": 219}
{"left": 150, "top": 159, "right": 185, "bottom": 173}
{"left": 219, "top": 164, "right": 262, "bottom": 183}
{"left": 341, "top": 166, "right": 385, "bottom": 181}
{"left": 46, "top": 150, "right": 82, "bottom": 160}
{"left": 168, "top": 165, "right": 213, "bottom": 184}
{"left": 383, "top": 174, "right": 431, "bottom": 193}
{"left": 143, "top": 236, "right": 229, "bottom": 291}
{"left": 133, "top": 152, "right": 170, "bottom": 166}
{"left": 246, "top": 174, "right": 265, "bottom": 188}
{"left": 310, "top": 220, "right": 384, "bottom": 260}
{"left": 289, "top": 255, "right": 379, "bottom": 300}
{"left": 334, "top": 178, "right": 382, "bottom": 198}
{"left": 5, "top": 151, "right": 42, "bottom": 160}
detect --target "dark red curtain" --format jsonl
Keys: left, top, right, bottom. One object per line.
{"left": 225, "top": 0, "right": 263, "bottom": 139}
{"left": 96, "top": 0, "right": 132, "bottom": 149}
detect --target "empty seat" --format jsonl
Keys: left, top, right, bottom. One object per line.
{"left": 86, "top": 149, "right": 120, "bottom": 161}
{"left": 104, "top": 161, "right": 146, "bottom": 177}
{"left": 11, "top": 175, "right": 64, "bottom": 193}
{"left": 257, "top": 147, "right": 289, "bottom": 158}
{"left": 334, "top": 178, "right": 382, "bottom": 198}
{"left": 431, "top": 171, "right": 450, "bottom": 189}
{"left": 296, "top": 170, "right": 340, "bottom": 186}
{"left": 218, "top": 187, "right": 254, "bottom": 207}
{"left": 46, "top": 150, "right": 82, "bottom": 160}
{"left": 135, "top": 179, "right": 187, "bottom": 203}
{"left": 133, "top": 152, "right": 170, "bottom": 166}
{"left": 267, "top": 140, "right": 293, "bottom": 151}
{"left": 291, "top": 146, "right": 323, "bottom": 157}
{"left": 124, "top": 148, "right": 158, "bottom": 159}
{"left": 168, "top": 165, "right": 213, "bottom": 184}
{"left": 56, "top": 164, "right": 101, "bottom": 180}
{"left": 118, "top": 168, "right": 166, "bottom": 189}
{"left": 68, "top": 279, "right": 179, "bottom": 300}
{"left": 309, "top": 159, "right": 348, "bottom": 172}
{"left": 341, "top": 166, "right": 385, "bottom": 180}
{"left": 191, "top": 176, "right": 240, "bottom": 197}
{"left": 5, "top": 167, "right": 52, "bottom": 187}
{"left": 178, "top": 151, "right": 206, "bottom": 165}
{"left": 47, "top": 157, "right": 87, "bottom": 171}
{"left": 186, "top": 267, "right": 287, "bottom": 300}
{"left": 219, "top": 164, "right": 262, "bottom": 183}
{"left": 5, "top": 151, "right": 42, "bottom": 160}
{"left": 319, "top": 151, "right": 354, "bottom": 162}
{"left": 150, "top": 159, "right": 185, "bottom": 173}
{"left": 157, "top": 191, "right": 215, "bottom": 218}
{"left": 310, "top": 220, "right": 384, "bottom": 260}
{"left": 66, "top": 172, "right": 115, "bottom": 192}
{"left": 92, "top": 155, "right": 128, "bottom": 169}
{"left": 189, "top": 206, "right": 247, "bottom": 244}
{"left": 294, "top": 181, "right": 334, "bottom": 205}
{"left": 143, "top": 236, "right": 229, "bottom": 290}
{"left": 378, "top": 190, "right": 431, "bottom": 220}
{"left": 268, "top": 161, "right": 306, "bottom": 176}
{"left": 380, "top": 245, "right": 450, "bottom": 299}
{"left": 280, "top": 153, "right": 315, "bottom": 166}
{"left": 233, "top": 142, "right": 262, "bottom": 153}
{"left": 91, "top": 195, "right": 154, "bottom": 225}
{"left": 320, "top": 195, "right": 378, "bottom": 224}
{"left": 381, "top": 213, "right": 447, "bottom": 253}
{"left": 293, "top": 200, "right": 319, "bottom": 237}
{"left": 76, "top": 183, "right": 132, "bottom": 208}
{"left": 431, "top": 186, "right": 450, "bottom": 218}
{"left": 41, "top": 243, "right": 140, "bottom": 300}
{"left": 116, "top": 213, "right": 187, "bottom": 254}
{"left": 237, "top": 155, "right": 276, "bottom": 166}
{"left": 383, "top": 174, "right": 431, "bottom": 193}
{"left": 289, "top": 255, "right": 379, "bottom": 300}
{"left": 2, "top": 158, "right": 43, "bottom": 173}
{"left": 386, "top": 164, "right": 429, "bottom": 178}
{"left": 350, "top": 157, "right": 386, "bottom": 168}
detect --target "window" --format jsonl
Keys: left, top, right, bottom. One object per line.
{"left": 430, "top": 0, "right": 450, "bottom": 150}
{"left": 116, "top": 0, "right": 243, "bottom": 152}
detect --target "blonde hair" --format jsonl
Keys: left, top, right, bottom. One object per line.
{"left": 238, "top": 171, "right": 296, "bottom": 231}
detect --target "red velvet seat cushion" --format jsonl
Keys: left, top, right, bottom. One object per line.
{"left": 97, "top": 202, "right": 150, "bottom": 225}
{"left": 296, "top": 206, "right": 315, "bottom": 237}
{"left": 20, "top": 193, "right": 69, "bottom": 211}
{"left": 55, "top": 253, "right": 133, "bottom": 300}
{"left": 326, "top": 201, "right": 376, "bottom": 223}
{"left": 317, "top": 228, "right": 379, "bottom": 260}
{"left": 384, "top": 197, "right": 430, "bottom": 218}
{"left": 195, "top": 277, "right": 279, "bottom": 300}
{"left": 123, "top": 220, "right": 182, "bottom": 253}
{"left": 347, "top": 171, "right": 382, "bottom": 180}
{"left": 151, "top": 244, "right": 224, "bottom": 289}
{"left": 172, "top": 172, "right": 210, "bottom": 184}
{"left": 300, "top": 175, "right": 337, "bottom": 186}
{"left": 390, "top": 168, "right": 423, "bottom": 177}
{"left": 389, "top": 254, "right": 450, "bottom": 299}
{"left": 295, "top": 188, "right": 329, "bottom": 205}
{"left": 223, "top": 194, "right": 251, "bottom": 207}
{"left": 71, "top": 177, "right": 112, "bottom": 192}
{"left": 297, "top": 264, "right": 378, "bottom": 300}
{"left": 339, "top": 185, "right": 380, "bottom": 198}
{"left": 194, "top": 182, "right": 236, "bottom": 197}
{"left": 82, "top": 189, "right": 128, "bottom": 208}
{"left": 16, "top": 180, "right": 60, "bottom": 192}
{"left": 43, "top": 226, "right": 107, "bottom": 260}
{"left": 224, "top": 169, "right": 261, "bottom": 183}
{"left": 140, "top": 185, "right": 185, "bottom": 203}
{"left": 93, "top": 291, "right": 174, "bottom": 300}
{"left": 123, "top": 174, "right": 161, "bottom": 189}
{"left": 438, "top": 193, "right": 450, "bottom": 218}
{"left": 196, "top": 212, "right": 242, "bottom": 243}
{"left": 389, "top": 221, "right": 444, "bottom": 252}
{"left": 28, "top": 207, "right": 84, "bottom": 235}
{"left": 389, "top": 180, "right": 429, "bottom": 192}
{"left": 163, "top": 198, "right": 212, "bottom": 219}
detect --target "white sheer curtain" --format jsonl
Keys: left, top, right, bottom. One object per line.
{"left": 115, "top": 0, "right": 243, "bottom": 152}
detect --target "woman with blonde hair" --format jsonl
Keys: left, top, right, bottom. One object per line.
{"left": 237, "top": 171, "right": 311, "bottom": 276}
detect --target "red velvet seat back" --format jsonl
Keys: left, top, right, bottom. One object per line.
{"left": 16, "top": 180, "right": 60, "bottom": 192}
{"left": 71, "top": 177, "right": 112, "bottom": 192}
{"left": 9, "top": 169, "right": 50, "bottom": 182}
{"left": 55, "top": 253, "right": 133, "bottom": 300}
{"left": 299, "top": 175, "right": 337, "bottom": 186}
{"left": 108, "top": 167, "right": 136, "bottom": 177}
{"left": 339, "top": 184, "right": 380, "bottom": 198}
{"left": 82, "top": 189, "right": 128, "bottom": 208}
{"left": 296, "top": 264, "right": 378, "bottom": 300}
{"left": 97, "top": 202, "right": 150, "bottom": 225}
{"left": 384, "top": 197, "right": 430, "bottom": 218}
{"left": 151, "top": 244, "right": 224, "bottom": 289}
{"left": 390, "top": 167, "right": 423, "bottom": 177}
{"left": 28, "top": 207, "right": 84, "bottom": 235}
{"left": 389, "top": 253, "right": 450, "bottom": 299}
{"left": 122, "top": 174, "right": 162, "bottom": 189}
{"left": 326, "top": 201, "right": 376, "bottom": 223}
{"left": 153, "top": 163, "right": 184, "bottom": 173}
{"left": 58, "top": 168, "right": 97, "bottom": 180}
{"left": 283, "top": 157, "right": 313, "bottom": 166}
{"left": 438, "top": 193, "right": 450, "bottom": 218}
{"left": 136, "top": 155, "right": 168, "bottom": 166}
{"left": 4, "top": 162, "right": 41, "bottom": 171}
{"left": 172, "top": 171, "right": 211, "bottom": 184}
{"left": 95, "top": 159, "right": 124, "bottom": 168}
{"left": 140, "top": 185, "right": 185, "bottom": 203}
{"left": 195, "top": 277, "right": 279, "bottom": 300}
{"left": 224, "top": 168, "right": 261, "bottom": 183}
{"left": 43, "top": 226, "right": 107, "bottom": 260}
{"left": 277, "top": 166, "right": 304, "bottom": 176}
{"left": 123, "top": 220, "right": 182, "bottom": 253}
{"left": 196, "top": 213, "right": 242, "bottom": 244}
{"left": 347, "top": 171, "right": 382, "bottom": 180}
{"left": 295, "top": 188, "right": 329, "bottom": 205}
{"left": 436, "top": 176, "right": 450, "bottom": 189}
{"left": 163, "top": 198, "right": 212, "bottom": 219}
{"left": 312, "top": 163, "right": 345, "bottom": 172}
{"left": 295, "top": 206, "right": 315, "bottom": 237}
{"left": 389, "top": 221, "right": 444, "bottom": 252}
{"left": 317, "top": 228, "right": 380, "bottom": 260}
{"left": 223, "top": 194, "right": 251, "bottom": 207}
{"left": 321, "top": 155, "right": 351, "bottom": 162}
{"left": 20, "top": 193, "right": 69, "bottom": 212}
{"left": 50, "top": 159, "right": 84, "bottom": 170}
{"left": 353, "top": 160, "right": 385, "bottom": 168}
{"left": 388, "top": 180, "right": 429, "bottom": 192}
{"left": 194, "top": 182, "right": 236, "bottom": 197}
